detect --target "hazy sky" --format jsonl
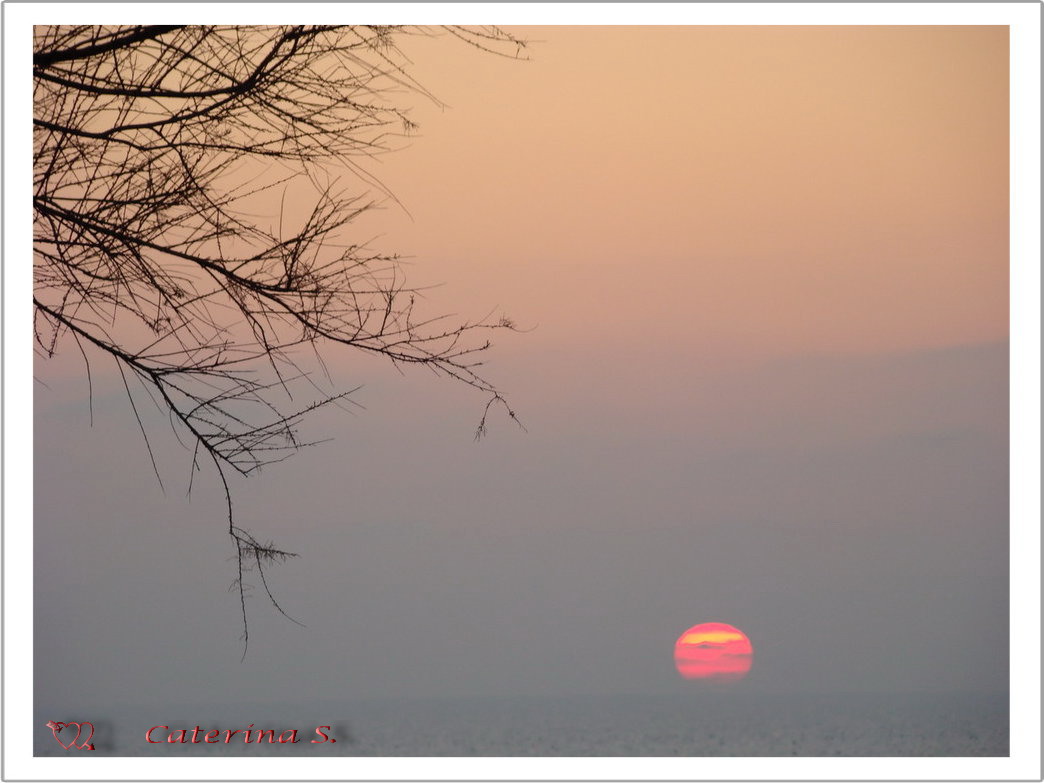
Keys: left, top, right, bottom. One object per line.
{"left": 34, "top": 25, "right": 1008, "bottom": 711}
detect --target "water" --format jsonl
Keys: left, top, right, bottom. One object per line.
{"left": 34, "top": 691, "right": 1008, "bottom": 756}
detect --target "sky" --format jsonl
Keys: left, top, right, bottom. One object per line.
{"left": 32, "top": 24, "right": 1010, "bottom": 714}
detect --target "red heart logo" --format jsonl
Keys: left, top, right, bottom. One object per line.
{"left": 46, "top": 720, "right": 95, "bottom": 750}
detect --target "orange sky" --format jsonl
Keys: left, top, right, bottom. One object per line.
{"left": 33, "top": 25, "right": 1009, "bottom": 390}
{"left": 346, "top": 26, "right": 1007, "bottom": 362}
{"left": 30, "top": 24, "right": 1014, "bottom": 709}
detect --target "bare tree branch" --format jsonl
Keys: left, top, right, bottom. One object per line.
{"left": 34, "top": 24, "right": 527, "bottom": 655}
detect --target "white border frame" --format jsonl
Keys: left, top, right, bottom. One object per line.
{"left": 4, "top": 4, "right": 1039, "bottom": 780}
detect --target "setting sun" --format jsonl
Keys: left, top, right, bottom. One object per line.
{"left": 674, "top": 622, "right": 754, "bottom": 682}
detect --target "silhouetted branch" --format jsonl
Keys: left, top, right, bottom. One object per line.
{"left": 34, "top": 24, "right": 527, "bottom": 655}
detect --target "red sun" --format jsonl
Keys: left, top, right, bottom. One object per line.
{"left": 674, "top": 622, "right": 753, "bottom": 682}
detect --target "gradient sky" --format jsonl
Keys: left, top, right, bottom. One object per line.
{"left": 34, "top": 25, "right": 1008, "bottom": 711}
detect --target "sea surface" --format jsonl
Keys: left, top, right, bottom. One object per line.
{"left": 34, "top": 691, "right": 1008, "bottom": 756}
